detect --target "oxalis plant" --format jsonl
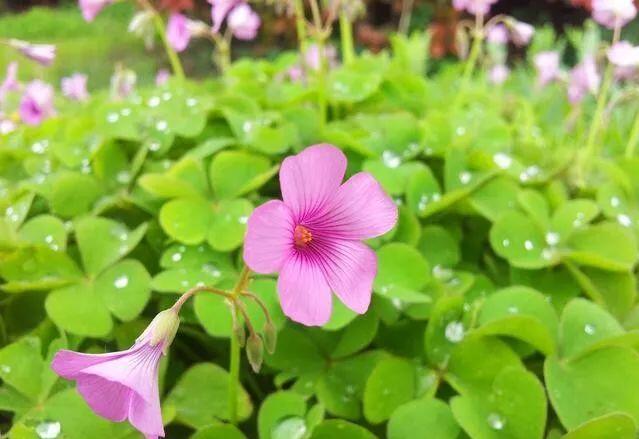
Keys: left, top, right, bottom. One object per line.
{"left": 3, "top": 0, "right": 639, "bottom": 438}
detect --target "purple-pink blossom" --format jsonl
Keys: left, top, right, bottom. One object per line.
{"left": 61, "top": 73, "right": 89, "bottom": 102}
{"left": 79, "top": 0, "right": 113, "bottom": 22}
{"left": 534, "top": 51, "right": 561, "bottom": 87}
{"left": 156, "top": 69, "right": 171, "bottom": 86}
{"left": 486, "top": 24, "right": 508, "bottom": 45}
{"left": 452, "top": 0, "right": 498, "bottom": 16}
{"left": 0, "top": 62, "right": 19, "bottom": 104}
{"left": 608, "top": 41, "right": 639, "bottom": 67}
{"left": 19, "top": 80, "right": 55, "bottom": 126}
{"left": 227, "top": 3, "right": 261, "bottom": 40}
{"left": 592, "top": 0, "right": 637, "bottom": 29}
{"left": 9, "top": 39, "right": 56, "bottom": 66}
{"left": 568, "top": 56, "right": 600, "bottom": 104}
{"left": 489, "top": 64, "right": 510, "bottom": 84}
{"left": 509, "top": 20, "right": 535, "bottom": 47}
{"left": 51, "top": 309, "right": 180, "bottom": 439}
{"left": 243, "top": 145, "right": 398, "bottom": 326}
{"left": 209, "top": 0, "right": 241, "bottom": 33}
{"left": 167, "top": 13, "right": 191, "bottom": 52}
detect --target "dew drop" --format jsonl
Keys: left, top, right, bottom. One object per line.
{"left": 120, "top": 108, "right": 132, "bottom": 116}
{"left": 617, "top": 214, "right": 632, "bottom": 227}
{"left": 171, "top": 252, "right": 183, "bottom": 262}
{"left": 147, "top": 96, "right": 161, "bottom": 107}
{"left": 445, "top": 321, "right": 465, "bottom": 343}
{"left": 382, "top": 150, "right": 401, "bottom": 168}
{"left": 455, "top": 126, "right": 466, "bottom": 136}
{"left": 524, "top": 240, "right": 534, "bottom": 251}
{"left": 507, "top": 306, "right": 519, "bottom": 314}
{"left": 114, "top": 275, "right": 129, "bottom": 289}
{"left": 106, "top": 112, "right": 119, "bottom": 123}
{"left": 186, "top": 97, "right": 198, "bottom": 107}
{"left": 0, "top": 365, "right": 11, "bottom": 374}
{"left": 584, "top": 323, "right": 596, "bottom": 335}
{"left": 487, "top": 413, "right": 506, "bottom": 431}
{"left": 493, "top": 153, "right": 512, "bottom": 169}
{"left": 156, "top": 120, "right": 168, "bottom": 132}
{"left": 31, "top": 141, "right": 48, "bottom": 154}
{"left": 459, "top": 171, "right": 472, "bottom": 185}
{"left": 116, "top": 171, "right": 131, "bottom": 184}
{"left": 148, "top": 141, "right": 161, "bottom": 152}
{"left": 610, "top": 196, "right": 621, "bottom": 208}
{"left": 36, "top": 421, "right": 61, "bottom": 439}
{"left": 545, "top": 231, "right": 560, "bottom": 246}
{"left": 161, "top": 91, "right": 172, "bottom": 101}
{"left": 502, "top": 239, "right": 510, "bottom": 247}
{"left": 238, "top": 215, "right": 249, "bottom": 224}
{"left": 202, "top": 264, "right": 221, "bottom": 278}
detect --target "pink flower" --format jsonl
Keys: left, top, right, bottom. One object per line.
{"left": 110, "top": 67, "right": 137, "bottom": 99}
{"left": 534, "top": 51, "right": 561, "bottom": 87}
{"left": 79, "top": 0, "right": 112, "bottom": 22}
{"left": 486, "top": 24, "right": 508, "bottom": 45}
{"left": 0, "top": 114, "right": 16, "bottom": 135}
{"left": 167, "top": 13, "right": 191, "bottom": 52}
{"left": 227, "top": 3, "right": 261, "bottom": 41}
{"left": 51, "top": 309, "right": 180, "bottom": 439}
{"left": 9, "top": 39, "right": 56, "bottom": 66}
{"left": 509, "top": 20, "right": 535, "bottom": 46}
{"left": 243, "top": 145, "right": 398, "bottom": 326}
{"left": 0, "top": 62, "right": 19, "bottom": 104}
{"left": 305, "top": 44, "right": 338, "bottom": 71}
{"left": 61, "top": 73, "right": 89, "bottom": 102}
{"left": 489, "top": 64, "right": 510, "bottom": 84}
{"left": 156, "top": 69, "right": 171, "bottom": 86}
{"left": 592, "top": 0, "right": 636, "bottom": 29}
{"left": 608, "top": 41, "right": 639, "bottom": 67}
{"left": 568, "top": 56, "right": 600, "bottom": 104}
{"left": 209, "top": 0, "right": 241, "bottom": 33}
{"left": 19, "top": 80, "right": 55, "bottom": 126}
{"left": 453, "top": 0, "right": 498, "bottom": 16}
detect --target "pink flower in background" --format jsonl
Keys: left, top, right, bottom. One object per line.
{"left": 9, "top": 40, "right": 56, "bottom": 66}
{"left": 227, "top": 3, "right": 261, "bottom": 40}
{"left": 110, "top": 67, "right": 137, "bottom": 99}
{"left": 0, "top": 112, "right": 16, "bottom": 135}
{"left": 486, "top": 24, "right": 508, "bottom": 45}
{"left": 156, "top": 69, "right": 171, "bottom": 86}
{"left": 305, "top": 44, "right": 338, "bottom": 71}
{"left": 243, "top": 145, "right": 398, "bottom": 326}
{"left": 61, "top": 73, "right": 89, "bottom": 102}
{"left": 452, "top": 0, "right": 498, "bottom": 16}
{"left": 51, "top": 309, "right": 180, "bottom": 439}
{"left": 534, "top": 51, "right": 561, "bottom": 87}
{"left": 0, "top": 62, "right": 19, "bottom": 104}
{"left": 19, "top": 80, "right": 55, "bottom": 125}
{"left": 608, "top": 41, "right": 639, "bottom": 67}
{"left": 510, "top": 20, "right": 535, "bottom": 46}
{"left": 79, "top": 0, "right": 113, "bottom": 22}
{"left": 167, "top": 13, "right": 191, "bottom": 52}
{"left": 592, "top": 0, "right": 637, "bottom": 29}
{"left": 568, "top": 56, "right": 600, "bottom": 104}
{"left": 489, "top": 64, "right": 510, "bottom": 84}
{"left": 209, "top": 0, "right": 241, "bottom": 33}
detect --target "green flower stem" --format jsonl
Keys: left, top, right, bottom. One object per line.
{"left": 625, "top": 108, "right": 639, "bottom": 158}
{"left": 339, "top": 12, "right": 355, "bottom": 65}
{"left": 578, "top": 24, "right": 621, "bottom": 184}
{"left": 309, "top": 0, "right": 328, "bottom": 129}
{"left": 454, "top": 13, "right": 484, "bottom": 110}
{"left": 152, "top": 13, "right": 185, "bottom": 80}
{"left": 228, "top": 265, "right": 252, "bottom": 425}
{"left": 293, "top": 0, "right": 308, "bottom": 54}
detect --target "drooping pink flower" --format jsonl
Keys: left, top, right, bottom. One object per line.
{"left": 534, "top": 51, "right": 561, "bottom": 87}
{"left": 452, "top": 0, "right": 498, "bottom": 16}
{"left": 489, "top": 64, "right": 510, "bottom": 84}
{"left": 79, "top": 0, "right": 113, "bottom": 22}
{"left": 486, "top": 24, "right": 508, "bottom": 45}
{"left": 19, "top": 80, "right": 55, "bottom": 126}
{"left": 156, "top": 69, "right": 171, "bottom": 86}
{"left": 0, "top": 62, "right": 19, "bottom": 104}
{"left": 61, "top": 73, "right": 89, "bottom": 102}
{"left": 227, "top": 3, "right": 261, "bottom": 41}
{"left": 51, "top": 309, "right": 180, "bottom": 439}
{"left": 592, "top": 0, "right": 637, "bottom": 29}
{"left": 9, "top": 39, "right": 56, "bottom": 66}
{"left": 243, "top": 145, "right": 398, "bottom": 326}
{"left": 209, "top": 0, "right": 241, "bottom": 33}
{"left": 509, "top": 20, "right": 535, "bottom": 46}
{"left": 167, "top": 13, "right": 191, "bottom": 52}
{"left": 568, "top": 56, "right": 600, "bottom": 104}
{"left": 608, "top": 41, "right": 639, "bottom": 67}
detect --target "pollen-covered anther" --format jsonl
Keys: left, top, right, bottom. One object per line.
{"left": 294, "top": 225, "right": 313, "bottom": 247}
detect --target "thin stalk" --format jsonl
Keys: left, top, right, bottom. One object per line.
{"left": 454, "top": 13, "right": 484, "bottom": 110}
{"left": 578, "top": 24, "right": 621, "bottom": 183}
{"left": 625, "top": 107, "right": 639, "bottom": 158}
{"left": 339, "top": 12, "right": 355, "bottom": 65}
{"left": 398, "top": 0, "right": 414, "bottom": 35}
{"left": 172, "top": 285, "right": 230, "bottom": 312}
{"left": 293, "top": 0, "right": 308, "bottom": 53}
{"left": 309, "top": 0, "right": 327, "bottom": 128}
{"left": 152, "top": 13, "right": 185, "bottom": 80}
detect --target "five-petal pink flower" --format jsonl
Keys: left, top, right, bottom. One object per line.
{"left": 79, "top": 0, "right": 113, "bottom": 22}
{"left": 243, "top": 145, "right": 398, "bottom": 326}
{"left": 592, "top": 0, "right": 637, "bottom": 29}
{"left": 567, "top": 56, "right": 600, "bottom": 104}
{"left": 61, "top": 73, "right": 90, "bottom": 102}
{"left": 19, "top": 80, "right": 55, "bottom": 125}
{"left": 452, "top": 0, "right": 498, "bottom": 16}
{"left": 227, "top": 3, "right": 261, "bottom": 41}
{"left": 51, "top": 309, "right": 180, "bottom": 439}
{"left": 209, "top": 0, "right": 241, "bottom": 33}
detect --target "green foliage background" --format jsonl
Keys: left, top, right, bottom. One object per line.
{"left": 2, "top": 19, "right": 639, "bottom": 439}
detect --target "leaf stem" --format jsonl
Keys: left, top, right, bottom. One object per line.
{"left": 339, "top": 12, "right": 355, "bottom": 65}
{"left": 454, "top": 12, "right": 484, "bottom": 110}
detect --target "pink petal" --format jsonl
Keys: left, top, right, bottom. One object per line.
{"left": 52, "top": 349, "right": 127, "bottom": 379}
{"left": 319, "top": 240, "right": 377, "bottom": 314}
{"left": 307, "top": 172, "right": 397, "bottom": 240}
{"left": 129, "top": 389, "right": 164, "bottom": 437}
{"left": 243, "top": 200, "right": 295, "bottom": 274}
{"left": 76, "top": 374, "right": 131, "bottom": 421}
{"left": 280, "top": 144, "right": 347, "bottom": 221}
{"left": 277, "top": 253, "right": 332, "bottom": 326}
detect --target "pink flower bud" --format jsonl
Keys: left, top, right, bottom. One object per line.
{"left": 79, "top": 0, "right": 113, "bottom": 22}
{"left": 227, "top": 3, "right": 261, "bottom": 41}
{"left": 9, "top": 39, "right": 56, "bottom": 66}
{"left": 592, "top": 0, "right": 637, "bottom": 29}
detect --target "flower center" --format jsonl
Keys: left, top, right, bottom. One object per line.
{"left": 294, "top": 225, "right": 313, "bottom": 247}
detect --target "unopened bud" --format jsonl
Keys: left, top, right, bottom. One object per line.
{"left": 128, "top": 10, "right": 156, "bottom": 49}
{"left": 263, "top": 321, "right": 277, "bottom": 354}
{"left": 144, "top": 309, "right": 181, "bottom": 355}
{"left": 246, "top": 333, "right": 264, "bottom": 373}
